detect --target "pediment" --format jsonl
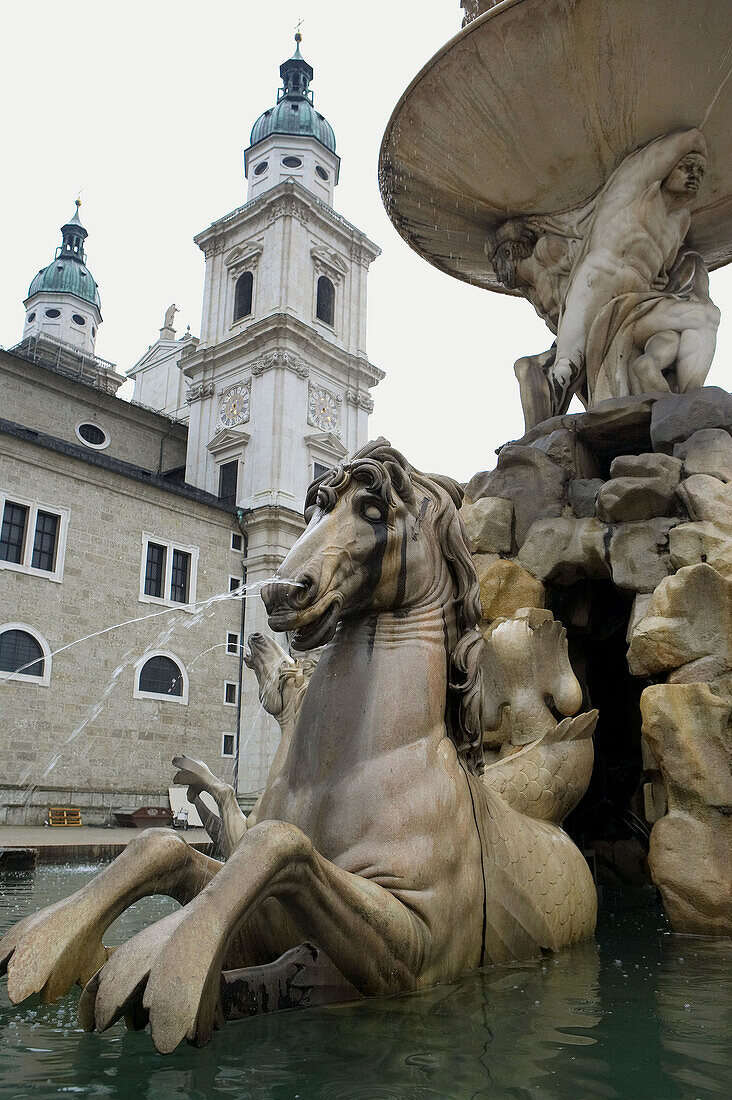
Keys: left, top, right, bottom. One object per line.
{"left": 207, "top": 427, "right": 251, "bottom": 455}
{"left": 225, "top": 241, "right": 263, "bottom": 273}
{"left": 311, "top": 246, "right": 349, "bottom": 280}
{"left": 304, "top": 430, "right": 348, "bottom": 461}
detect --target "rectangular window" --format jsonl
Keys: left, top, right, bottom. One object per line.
{"left": 170, "top": 549, "right": 190, "bottom": 603}
{"left": 224, "top": 681, "right": 238, "bottom": 706}
{"left": 227, "top": 632, "right": 241, "bottom": 656}
{"left": 0, "top": 493, "right": 68, "bottom": 582}
{"left": 313, "top": 461, "right": 330, "bottom": 482}
{"left": 218, "top": 461, "right": 238, "bottom": 507}
{"left": 140, "top": 534, "right": 198, "bottom": 608}
{"left": 229, "top": 576, "right": 241, "bottom": 593}
{"left": 222, "top": 733, "right": 236, "bottom": 757}
{"left": 231, "top": 532, "right": 243, "bottom": 552}
{"left": 144, "top": 542, "right": 166, "bottom": 598}
{"left": 0, "top": 502, "right": 28, "bottom": 564}
{"left": 31, "top": 511, "right": 59, "bottom": 572}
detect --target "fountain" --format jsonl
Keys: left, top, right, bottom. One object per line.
{"left": 2, "top": 0, "right": 731, "bottom": 1090}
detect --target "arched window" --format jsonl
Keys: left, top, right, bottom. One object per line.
{"left": 234, "top": 271, "right": 253, "bottom": 321}
{"left": 135, "top": 652, "right": 188, "bottom": 704}
{"left": 316, "top": 276, "right": 335, "bottom": 326}
{"left": 0, "top": 624, "right": 51, "bottom": 685}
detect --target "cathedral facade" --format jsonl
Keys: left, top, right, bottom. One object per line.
{"left": 0, "top": 38, "right": 382, "bottom": 824}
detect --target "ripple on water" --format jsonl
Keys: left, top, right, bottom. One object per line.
{"left": 1, "top": 868, "right": 730, "bottom": 1099}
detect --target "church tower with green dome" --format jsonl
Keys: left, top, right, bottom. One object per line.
{"left": 23, "top": 201, "right": 103, "bottom": 357}
{"left": 245, "top": 33, "right": 340, "bottom": 206}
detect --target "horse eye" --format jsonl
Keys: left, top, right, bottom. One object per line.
{"left": 361, "top": 503, "right": 383, "bottom": 522}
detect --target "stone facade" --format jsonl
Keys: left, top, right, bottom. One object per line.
{"left": 0, "top": 350, "right": 248, "bottom": 824}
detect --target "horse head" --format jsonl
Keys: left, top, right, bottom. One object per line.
{"left": 263, "top": 438, "right": 486, "bottom": 769}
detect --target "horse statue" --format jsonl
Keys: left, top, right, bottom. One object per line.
{"left": 0, "top": 439, "right": 596, "bottom": 1053}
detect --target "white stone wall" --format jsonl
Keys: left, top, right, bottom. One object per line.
{"left": 245, "top": 132, "right": 340, "bottom": 207}
{"left": 23, "top": 292, "right": 101, "bottom": 355}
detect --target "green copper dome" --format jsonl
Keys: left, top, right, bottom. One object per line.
{"left": 249, "top": 37, "right": 336, "bottom": 154}
{"left": 27, "top": 202, "right": 101, "bottom": 309}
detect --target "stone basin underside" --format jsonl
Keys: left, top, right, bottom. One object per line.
{"left": 379, "top": 0, "right": 732, "bottom": 293}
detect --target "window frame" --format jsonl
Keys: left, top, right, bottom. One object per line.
{"left": 223, "top": 680, "right": 239, "bottom": 707}
{"left": 226, "top": 631, "right": 242, "bottom": 656}
{"left": 75, "top": 420, "right": 110, "bottom": 450}
{"left": 139, "top": 533, "right": 199, "bottom": 611}
{"left": 222, "top": 732, "right": 236, "bottom": 758}
{"left": 233, "top": 270, "right": 254, "bottom": 322}
{"left": 231, "top": 531, "right": 243, "bottom": 552}
{"left": 315, "top": 274, "right": 336, "bottom": 328}
{"left": 229, "top": 575, "right": 242, "bottom": 594}
{"left": 0, "top": 491, "right": 69, "bottom": 583}
{"left": 0, "top": 623, "right": 52, "bottom": 686}
{"left": 133, "top": 650, "right": 189, "bottom": 705}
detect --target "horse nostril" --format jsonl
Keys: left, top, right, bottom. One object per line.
{"left": 293, "top": 574, "right": 316, "bottom": 608}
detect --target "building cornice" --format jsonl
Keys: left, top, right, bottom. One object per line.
{"left": 194, "top": 180, "right": 381, "bottom": 264}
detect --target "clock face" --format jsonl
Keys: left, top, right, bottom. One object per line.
{"left": 220, "top": 385, "right": 250, "bottom": 427}
{"left": 308, "top": 387, "right": 338, "bottom": 432}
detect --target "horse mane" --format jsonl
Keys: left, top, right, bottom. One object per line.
{"left": 305, "top": 438, "right": 486, "bottom": 773}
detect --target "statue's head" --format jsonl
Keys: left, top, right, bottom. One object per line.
{"left": 491, "top": 221, "right": 538, "bottom": 288}
{"left": 664, "top": 152, "right": 706, "bottom": 197}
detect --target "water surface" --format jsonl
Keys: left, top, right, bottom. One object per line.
{"left": 1, "top": 865, "right": 729, "bottom": 1098}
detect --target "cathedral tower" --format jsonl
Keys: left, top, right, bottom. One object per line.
{"left": 181, "top": 35, "right": 383, "bottom": 796}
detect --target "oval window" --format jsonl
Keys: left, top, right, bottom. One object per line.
{"left": 253, "top": 161, "right": 268, "bottom": 176}
{"left": 315, "top": 165, "right": 329, "bottom": 180}
{"left": 76, "top": 422, "right": 108, "bottom": 448}
{"left": 27, "top": 312, "right": 36, "bottom": 323}
{"left": 45, "top": 308, "right": 61, "bottom": 319}
{"left": 72, "top": 313, "right": 86, "bottom": 326}
{"left": 282, "top": 156, "right": 302, "bottom": 168}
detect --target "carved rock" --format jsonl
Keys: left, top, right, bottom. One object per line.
{"left": 626, "top": 592, "right": 653, "bottom": 643}
{"left": 650, "top": 387, "right": 732, "bottom": 455}
{"left": 674, "top": 427, "right": 732, "bottom": 482}
{"left": 530, "top": 429, "right": 600, "bottom": 480}
{"left": 518, "top": 517, "right": 609, "bottom": 585}
{"left": 676, "top": 473, "right": 732, "bottom": 534}
{"left": 481, "top": 608, "right": 583, "bottom": 745}
{"left": 627, "top": 564, "right": 732, "bottom": 677}
{"left": 461, "top": 496, "right": 513, "bottom": 554}
{"left": 596, "top": 453, "right": 682, "bottom": 523}
{"left": 668, "top": 521, "right": 732, "bottom": 581}
{"left": 609, "top": 519, "right": 675, "bottom": 593}
{"left": 569, "top": 478, "right": 604, "bottom": 518}
{"left": 465, "top": 445, "right": 566, "bottom": 546}
{"left": 475, "top": 557, "right": 545, "bottom": 621}
{"left": 641, "top": 682, "right": 732, "bottom": 935}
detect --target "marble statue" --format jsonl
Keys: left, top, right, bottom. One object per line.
{"left": 490, "top": 132, "right": 720, "bottom": 429}
{"left": 163, "top": 303, "right": 178, "bottom": 331}
{"left": 0, "top": 440, "right": 597, "bottom": 1052}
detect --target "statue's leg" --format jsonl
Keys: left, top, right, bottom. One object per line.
{"left": 0, "top": 829, "right": 220, "bottom": 1005}
{"left": 629, "top": 330, "right": 678, "bottom": 394}
{"left": 90, "top": 820, "right": 428, "bottom": 1053}
{"left": 514, "top": 355, "right": 554, "bottom": 431}
{"left": 676, "top": 324, "right": 718, "bottom": 391}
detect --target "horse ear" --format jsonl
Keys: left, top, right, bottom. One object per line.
{"left": 428, "top": 472, "right": 464, "bottom": 510}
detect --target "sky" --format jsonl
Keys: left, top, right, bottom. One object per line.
{"left": 2, "top": 0, "right": 730, "bottom": 482}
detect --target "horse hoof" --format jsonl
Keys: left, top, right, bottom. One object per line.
{"left": 0, "top": 901, "right": 107, "bottom": 1004}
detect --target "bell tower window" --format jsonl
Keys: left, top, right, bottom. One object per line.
{"left": 316, "top": 275, "right": 335, "bottom": 326}
{"left": 234, "top": 271, "right": 253, "bottom": 321}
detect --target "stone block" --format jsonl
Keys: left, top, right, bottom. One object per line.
{"left": 465, "top": 445, "right": 566, "bottom": 547}
{"left": 518, "top": 517, "right": 609, "bottom": 585}
{"left": 669, "top": 521, "right": 732, "bottom": 580}
{"left": 596, "top": 453, "right": 682, "bottom": 523}
{"left": 641, "top": 681, "right": 732, "bottom": 935}
{"left": 530, "top": 429, "right": 600, "bottom": 479}
{"left": 643, "top": 779, "right": 667, "bottom": 824}
{"left": 461, "top": 496, "right": 513, "bottom": 554}
{"left": 674, "top": 428, "right": 732, "bottom": 482}
{"left": 627, "top": 564, "right": 732, "bottom": 677}
{"left": 609, "top": 519, "right": 675, "bottom": 593}
{"left": 568, "top": 478, "right": 604, "bottom": 518}
{"left": 475, "top": 557, "right": 545, "bottom": 621}
{"left": 626, "top": 592, "right": 653, "bottom": 643}
{"left": 650, "top": 386, "right": 732, "bottom": 455}
{"left": 676, "top": 473, "right": 732, "bottom": 533}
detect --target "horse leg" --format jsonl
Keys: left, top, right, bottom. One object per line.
{"left": 0, "top": 829, "right": 220, "bottom": 1005}
{"left": 89, "top": 819, "right": 428, "bottom": 1053}
{"left": 172, "top": 755, "right": 247, "bottom": 857}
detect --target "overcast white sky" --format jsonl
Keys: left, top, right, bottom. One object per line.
{"left": 2, "top": 0, "right": 730, "bottom": 481}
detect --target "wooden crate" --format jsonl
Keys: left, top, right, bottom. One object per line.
{"left": 48, "top": 807, "right": 82, "bottom": 827}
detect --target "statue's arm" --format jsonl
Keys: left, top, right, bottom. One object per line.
{"left": 626, "top": 128, "right": 707, "bottom": 188}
